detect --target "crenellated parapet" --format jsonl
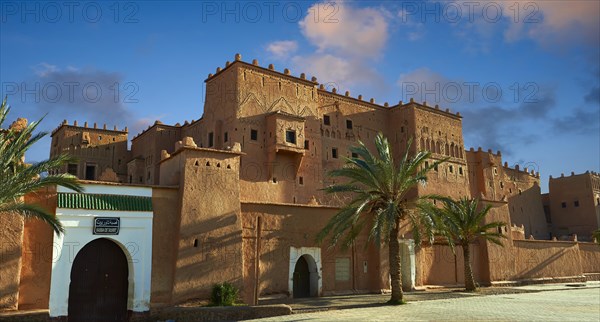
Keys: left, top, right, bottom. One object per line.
{"left": 204, "top": 54, "right": 464, "bottom": 119}
{"left": 51, "top": 119, "right": 128, "bottom": 135}
{"left": 549, "top": 170, "right": 599, "bottom": 180}
{"left": 502, "top": 161, "right": 540, "bottom": 178}
{"left": 205, "top": 53, "right": 318, "bottom": 87}
{"left": 468, "top": 146, "right": 502, "bottom": 157}
{"left": 466, "top": 146, "right": 539, "bottom": 179}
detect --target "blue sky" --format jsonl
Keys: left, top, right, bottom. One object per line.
{"left": 1, "top": 0, "right": 598, "bottom": 191}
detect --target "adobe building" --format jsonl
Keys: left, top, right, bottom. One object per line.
{"left": 1, "top": 54, "right": 599, "bottom": 319}
{"left": 49, "top": 120, "right": 130, "bottom": 182}
{"left": 543, "top": 171, "right": 600, "bottom": 241}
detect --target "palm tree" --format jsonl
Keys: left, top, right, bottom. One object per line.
{"left": 422, "top": 197, "right": 506, "bottom": 291}
{"left": 317, "top": 133, "right": 443, "bottom": 304}
{"left": 0, "top": 97, "right": 83, "bottom": 235}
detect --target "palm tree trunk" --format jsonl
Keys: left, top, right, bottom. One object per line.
{"left": 462, "top": 243, "right": 476, "bottom": 291}
{"left": 388, "top": 222, "right": 403, "bottom": 304}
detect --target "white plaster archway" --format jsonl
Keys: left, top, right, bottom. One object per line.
{"left": 288, "top": 247, "right": 322, "bottom": 297}
{"left": 49, "top": 184, "right": 153, "bottom": 318}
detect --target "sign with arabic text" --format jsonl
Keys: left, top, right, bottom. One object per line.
{"left": 93, "top": 217, "right": 120, "bottom": 235}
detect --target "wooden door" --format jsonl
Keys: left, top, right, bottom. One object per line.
{"left": 68, "top": 238, "right": 128, "bottom": 322}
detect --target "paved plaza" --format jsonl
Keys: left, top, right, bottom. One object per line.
{"left": 253, "top": 284, "right": 600, "bottom": 321}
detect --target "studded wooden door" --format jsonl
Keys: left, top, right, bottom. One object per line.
{"left": 68, "top": 238, "right": 128, "bottom": 322}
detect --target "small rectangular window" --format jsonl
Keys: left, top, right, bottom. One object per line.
{"left": 85, "top": 164, "right": 96, "bottom": 180}
{"left": 324, "top": 115, "right": 330, "bottom": 125}
{"left": 299, "top": 177, "right": 304, "bottom": 185}
{"left": 224, "top": 131, "right": 229, "bottom": 142}
{"left": 561, "top": 202, "right": 567, "bottom": 208}
{"left": 425, "top": 161, "right": 429, "bottom": 168}
{"left": 208, "top": 132, "right": 214, "bottom": 147}
{"left": 250, "top": 129, "right": 258, "bottom": 141}
{"left": 400, "top": 126, "right": 404, "bottom": 133}
{"left": 346, "top": 120, "right": 353, "bottom": 129}
{"left": 351, "top": 152, "right": 358, "bottom": 158}
{"left": 434, "top": 164, "right": 439, "bottom": 172}
{"left": 304, "top": 140, "right": 309, "bottom": 149}
{"left": 574, "top": 200, "right": 579, "bottom": 207}
{"left": 285, "top": 130, "right": 296, "bottom": 144}
{"left": 332, "top": 148, "right": 338, "bottom": 159}
{"left": 67, "top": 163, "right": 78, "bottom": 176}
{"left": 449, "top": 165, "right": 454, "bottom": 173}
{"left": 459, "top": 167, "right": 463, "bottom": 175}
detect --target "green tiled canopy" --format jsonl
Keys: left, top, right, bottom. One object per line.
{"left": 57, "top": 193, "right": 153, "bottom": 211}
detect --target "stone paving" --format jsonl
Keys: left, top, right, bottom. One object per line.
{"left": 252, "top": 284, "right": 600, "bottom": 321}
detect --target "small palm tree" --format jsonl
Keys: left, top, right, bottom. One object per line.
{"left": 0, "top": 97, "right": 83, "bottom": 235}
{"left": 422, "top": 197, "right": 506, "bottom": 291}
{"left": 317, "top": 133, "right": 443, "bottom": 304}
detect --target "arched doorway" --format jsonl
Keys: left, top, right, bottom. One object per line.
{"left": 68, "top": 238, "right": 129, "bottom": 322}
{"left": 292, "top": 254, "right": 318, "bottom": 298}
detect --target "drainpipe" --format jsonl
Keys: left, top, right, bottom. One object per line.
{"left": 254, "top": 216, "right": 262, "bottom": 305}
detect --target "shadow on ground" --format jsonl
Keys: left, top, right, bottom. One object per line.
{"left": 258, "top": 287, "right": 540, "bottom": 313}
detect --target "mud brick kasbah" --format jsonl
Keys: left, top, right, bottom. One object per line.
{"left": 2, "top": 54, "right": 599, "bottom": 319}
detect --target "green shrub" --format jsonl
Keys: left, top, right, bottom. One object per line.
{"left": 210, "top": 282, "right": 238, "bottom": 306}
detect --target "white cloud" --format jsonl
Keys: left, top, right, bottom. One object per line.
{"left": 262, "top": 2, "right": 393, "bottom": 97}
{"left": 32, "top": 62, "right": 58, "bottom": 77}
{"left": 292, "top": 54, "right": 383, "bottom": 88}
{"left": 501, "top": 0, "right": 600, "bottom": 45}
{"left": 299, "top": 1, "right": 389, "bottom": 58}
{"left": 266, "top": 40, "right": 298, "bottom": 59}
{"left": 443, "top": 1, "right": 599, "bottom": 48}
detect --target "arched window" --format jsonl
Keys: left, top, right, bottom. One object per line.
{"left": 445, "top": 143, "right": 450, "bottom": 156}
{"left": 420, "top": 138, "right": 426, "bottom": 151}
{"left": 450, "top": 143, "right": 455, "bottom": 157}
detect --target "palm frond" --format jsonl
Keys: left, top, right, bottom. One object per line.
{"left": 1, "top": 98, "right": 84, "bottom": 235}
{"left": 0, "top": 201, "right": 64, "bottom": 234}
{"left": 319, "top": 133, "right": 443, "bottom": 248}
{"left": 424, "top": 196, "right": 507, "bottom": 246}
